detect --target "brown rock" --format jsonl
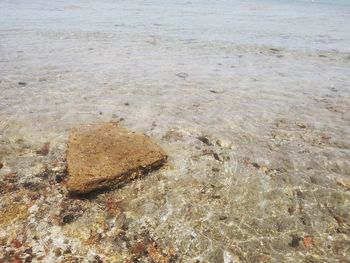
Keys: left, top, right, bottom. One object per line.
{"left": 303, "top": 236, "right": 314, "bottom": 249}
{"left": 66, "top": 122, "right": 167, "bottom": 194}
{"left": 36, "top": 142, "right": 50, "bottom": 156}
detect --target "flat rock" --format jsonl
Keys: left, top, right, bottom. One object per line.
{"left": 66, "top": 122, "right": 167, "bottom": 194}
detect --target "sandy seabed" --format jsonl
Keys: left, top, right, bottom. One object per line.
{"left": 0, "top": 0, "right": 350, "bottom": 262}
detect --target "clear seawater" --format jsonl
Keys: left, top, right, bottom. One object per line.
{"left": 0, "top": 0, "right": 349, "bottom": 262}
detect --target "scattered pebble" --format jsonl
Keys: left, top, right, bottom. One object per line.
{"left": 303, "top": 236, "right": 314, "bottom": 248}
{"left": 288, "top": 207, "right": 295, "bottom": 215}
{"left": 269, "top": 48, "right": 281, "bottom": 53}
{"left": 18, "top": 82, "right": 27, "bottom": 86}
{"left": 197, "top": 136, "right": 212, "bottom": 146}
{"left": 211, "top": 194, "right": 221, "bottom": 199}
{"left": 62, "top": 214, "right": 75, "bottom": 224}
{"left": 251, "top": 162, "right": 260, "bottom": 169}
{"left": 219, "top": 215, "right": 228, "bottom": 220}
{"left": 289, "top": 235, "right": 301, "bottom": 248}
{"left": 36, "top": 142, "right": 50, "bottom": 156}
{"left": 55, "top": 174, "right": 65, "bottom": 183}
{"left": 176, "top": 72, "right": 188, "bottom": 79}
{"left": 212, "top": 152, "right": 221, "bottom": 161}
{"left": 296, "top": 122, "right": 307, "bottom": 128}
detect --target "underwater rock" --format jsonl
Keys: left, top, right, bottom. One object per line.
{"left": 296, "top": 122, "right": 307, "bottom": 128}
{"left": 197, "top": 136, "right": 212, "bottom": 146}
{"left": 36, "top": 142, "right": 50, "bottom": 156}
{"left": 176, "top": 72, "right": 188, "bottom": 79}
{"left": 66, "top": 122, "right": 167, "bottom": 194}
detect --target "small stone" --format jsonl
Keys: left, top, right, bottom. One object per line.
{"left": 36, "top": 142, "right": 50, "bottom": 156}
{"left": 269, "top": 48, "right": 281, "bottom": 53}
{"left": 303, "top": 236, "right": 314, "bottom": 248}
{"left": 62, "top": 214, "right": 75, "bottom": 224}
{"left": 0, "top": 162, "right": 3, "bottom": 169}
{"left": 288, "top": 235, "right": 301, "bottom": 248}
{"left": 197, "top": 136, "right": 212, "bottom": 146}
{"left": 176, "top": 72, "right": 188, "bottom": 79}
{"left": 124, "top": 102, "right": 129, "bottom": 106}
{"left": 212, "top": 153, "right": 221, "bottom": 161}
{"left": 219, "top": 215, "right": 228, "bottom": 220}
{"left": 296, "top": 122, "right": 307, "bottom": 128}
{"left": 55, "top": 174, "right": 65, "bottom": 183}
{"left": 251, "top": 162, "right": 260, "bottom": 169}
{"left": 288, "top": 207, "right": 295, "bottom": 215}
{"left": 18, "top": 81, "right": 27, "bottom": 86}
{"left": 66, "top": 122, "right": 167, "bottom": 194}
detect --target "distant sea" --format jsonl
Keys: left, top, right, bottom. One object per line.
{"left": 278, "top": 0, "right": 350, "bottom": 5}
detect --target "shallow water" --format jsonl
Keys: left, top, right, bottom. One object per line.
{"left": 0, "top": 0, "right": 350, "bottom": 262}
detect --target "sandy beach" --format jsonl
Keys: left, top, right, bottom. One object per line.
{"left": 0, "top": 0, "right": 350, "bottom": 262}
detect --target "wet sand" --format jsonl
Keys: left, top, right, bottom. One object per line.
{"left": 0, "top": 0, "right": 350, "bottom": 262}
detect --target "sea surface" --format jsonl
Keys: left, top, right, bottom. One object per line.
{"left": 0, "top": 0, "right": 349, "bottom": 262}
